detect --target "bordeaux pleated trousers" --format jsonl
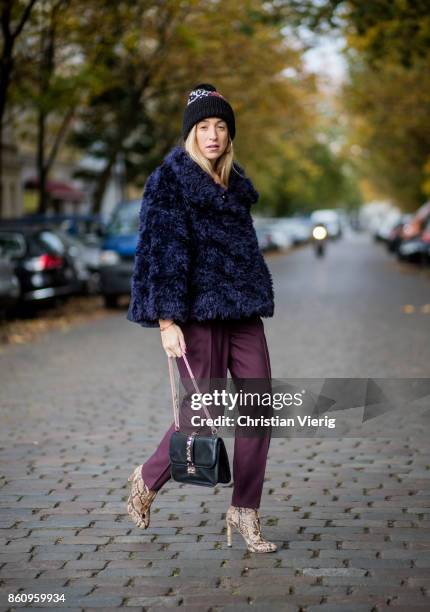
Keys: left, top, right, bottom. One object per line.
{"left": 140, "top": 314, "right": 273, "bottom": 509}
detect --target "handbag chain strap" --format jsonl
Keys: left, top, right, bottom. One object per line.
{"left": 168, "top": 354, "right": 217, "bottom": 435}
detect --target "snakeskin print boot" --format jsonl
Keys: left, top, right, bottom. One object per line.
{"left": 126, "top": 464, "right": 157, "bottom": 529}
{"left": 226, "top": 505, "right": 277, "bottom": 553}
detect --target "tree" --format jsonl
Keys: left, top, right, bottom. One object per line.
{"left": 69, "top": 0, "right": 322, "bottom": 212}
{"left": 342, "top": 53, "right": 430, "bottom": 210}
{"left": 10, "top": 0, "right": 107, "bottom": 213}
{"left": 0, "top": 0, "right": 39, "bottom": 215}
{"left": 280, "top": 0, "right": 430, "bottom": 209}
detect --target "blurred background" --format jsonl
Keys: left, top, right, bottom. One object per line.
{"left": 0, "top": 0, "right": 429, "bottom": 352}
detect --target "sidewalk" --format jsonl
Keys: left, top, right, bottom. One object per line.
{"left": 0, "top": 315, "right": 429, "bottom": 610}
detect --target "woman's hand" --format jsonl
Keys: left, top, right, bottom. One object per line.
{"left": 159, "top": 320, "right": 186, "bottom": 358}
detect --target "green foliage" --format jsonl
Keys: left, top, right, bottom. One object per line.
{"left": 7, "top": 0, "right": 363, "bottom": 213}
{"left": 342, "top": 53, "right": 430, "bottom": 209}
{"left": 287, "top": 0, "right": 430, "bottom": 209}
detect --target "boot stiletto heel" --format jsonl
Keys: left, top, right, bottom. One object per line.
{"left": 225, "top": 505, "right": 277, "bottom": 553}
{"left": 226, "top": 522, "right": 232, "bottom": 547}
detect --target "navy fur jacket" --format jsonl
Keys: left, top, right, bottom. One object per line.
{"left": 126, "top": 145, "right": 275, "bottom": 328}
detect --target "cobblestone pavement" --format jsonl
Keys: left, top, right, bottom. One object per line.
{"left": 1, "top": 233, "right": 429, "bottom": 611}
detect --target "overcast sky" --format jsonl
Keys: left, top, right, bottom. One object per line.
{"left": 302, "top": 33, "right": 347, "bottom": 88}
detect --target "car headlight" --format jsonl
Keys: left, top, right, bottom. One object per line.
{"left": 312, "top": 226, "right": 328, "bottom": 240}
{"left": 100, "top": 250, "right": 120, "bottom": 265}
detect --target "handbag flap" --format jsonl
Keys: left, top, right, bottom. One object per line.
{"left": 169, "top": 431, "right": 219, "bottom": 469}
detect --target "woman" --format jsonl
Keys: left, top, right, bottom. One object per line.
{"left": 126, "top": 83, "right": 277, "bottom": 553}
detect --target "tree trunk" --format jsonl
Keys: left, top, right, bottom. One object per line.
{"left": 0, "top": 28, "right": 14, "bottom": 218}
{"left": 0, "top": 0, "right": 39, "bottom": 217}
{"left": 36, "top": 108, "right": 48, "bottom": 214}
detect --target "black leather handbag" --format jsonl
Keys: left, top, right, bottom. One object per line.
{"left": 168, "top": 354, "right": 231, "bottom": 487}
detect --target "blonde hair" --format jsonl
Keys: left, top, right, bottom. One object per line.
{"left": 183, "top": 122, "right": 234, "bottom": 189}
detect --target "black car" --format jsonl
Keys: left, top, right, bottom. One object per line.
{"left": 386, "top": 214, "right": 412, "bottom": 253}
{"left": 398, "top": 216, "right": 430, "bottom": 264}
{"left": 0, "top": 225, "right": 81, "bottom": 306}
{"left": 0, "top": 254, "right": 20, "bottom": 315}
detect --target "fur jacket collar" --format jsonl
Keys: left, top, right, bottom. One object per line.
{"left": 162, "top": 145, "right": 260, "bottom": 214}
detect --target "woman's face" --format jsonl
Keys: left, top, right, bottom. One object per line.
{"left": 195, "top": 116, "right": 229, "bottom": 165}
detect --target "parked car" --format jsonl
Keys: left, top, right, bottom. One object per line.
{"left": 400, "top": 201, "right": 430, "bottom": 242}
{"left": 1, "top": 218, "right": 102, "bottom": 295}
{"left": 374, "top": 211, "right": 402, "bottom": 242}
{"left": 271, "top": 217, "right": 312, "bottom": 246}
{"left": 53, "top": 229, "right": 102, "bottom": 295}
{"left": 0, "top": 225, "right": 81, "bottom": 307}
{"left": 0, "top": 254, "right": 20, "bottom": 315}
{"left": 398, "top": 216, "right": 430, "bottom": 264}
{"left": 386, "top": 203, "right": 430, "bottom": 257}
{"left": 252, "top": 218, "right": 279, "bottom": 251}
{"left": 293, "top": 215, "right": 315, "bottom": 241}
{"left": 253, "top": 226, "right": 278, "bottom": 252}
{"left": 310, "top": 209, "right": 342, "bottom": 239}
{"left": 264, "top": 223, "right": 292, "bottom": 249}
{"left": 386, "top": 215, "right": 412, "bottom": 253}
{"left": 98, "top": 199, "right": 141, "bottom": 308}
{"left": 422, "top": 217, "right": 430, "bottom": 264}
{"left": 0, "top": 214, "right": 105, "bottom": 244}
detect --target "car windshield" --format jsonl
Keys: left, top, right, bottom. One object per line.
{"left": 35, "top": 230, "right": 65, "bottom": 255}
{"left": 106, "top": 202, "right": 140, "bottom": 236}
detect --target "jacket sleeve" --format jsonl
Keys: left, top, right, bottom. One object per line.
{"left": 126, "top": 164, "right": 190, "bottom": 328}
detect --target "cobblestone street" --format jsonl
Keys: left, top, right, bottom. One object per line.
{"left": 1, "top": 234, "right": 430, "bottom": 611}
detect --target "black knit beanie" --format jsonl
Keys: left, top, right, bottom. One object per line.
{"left": 182, "top": 83, "right": 236, "bottom": 141}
